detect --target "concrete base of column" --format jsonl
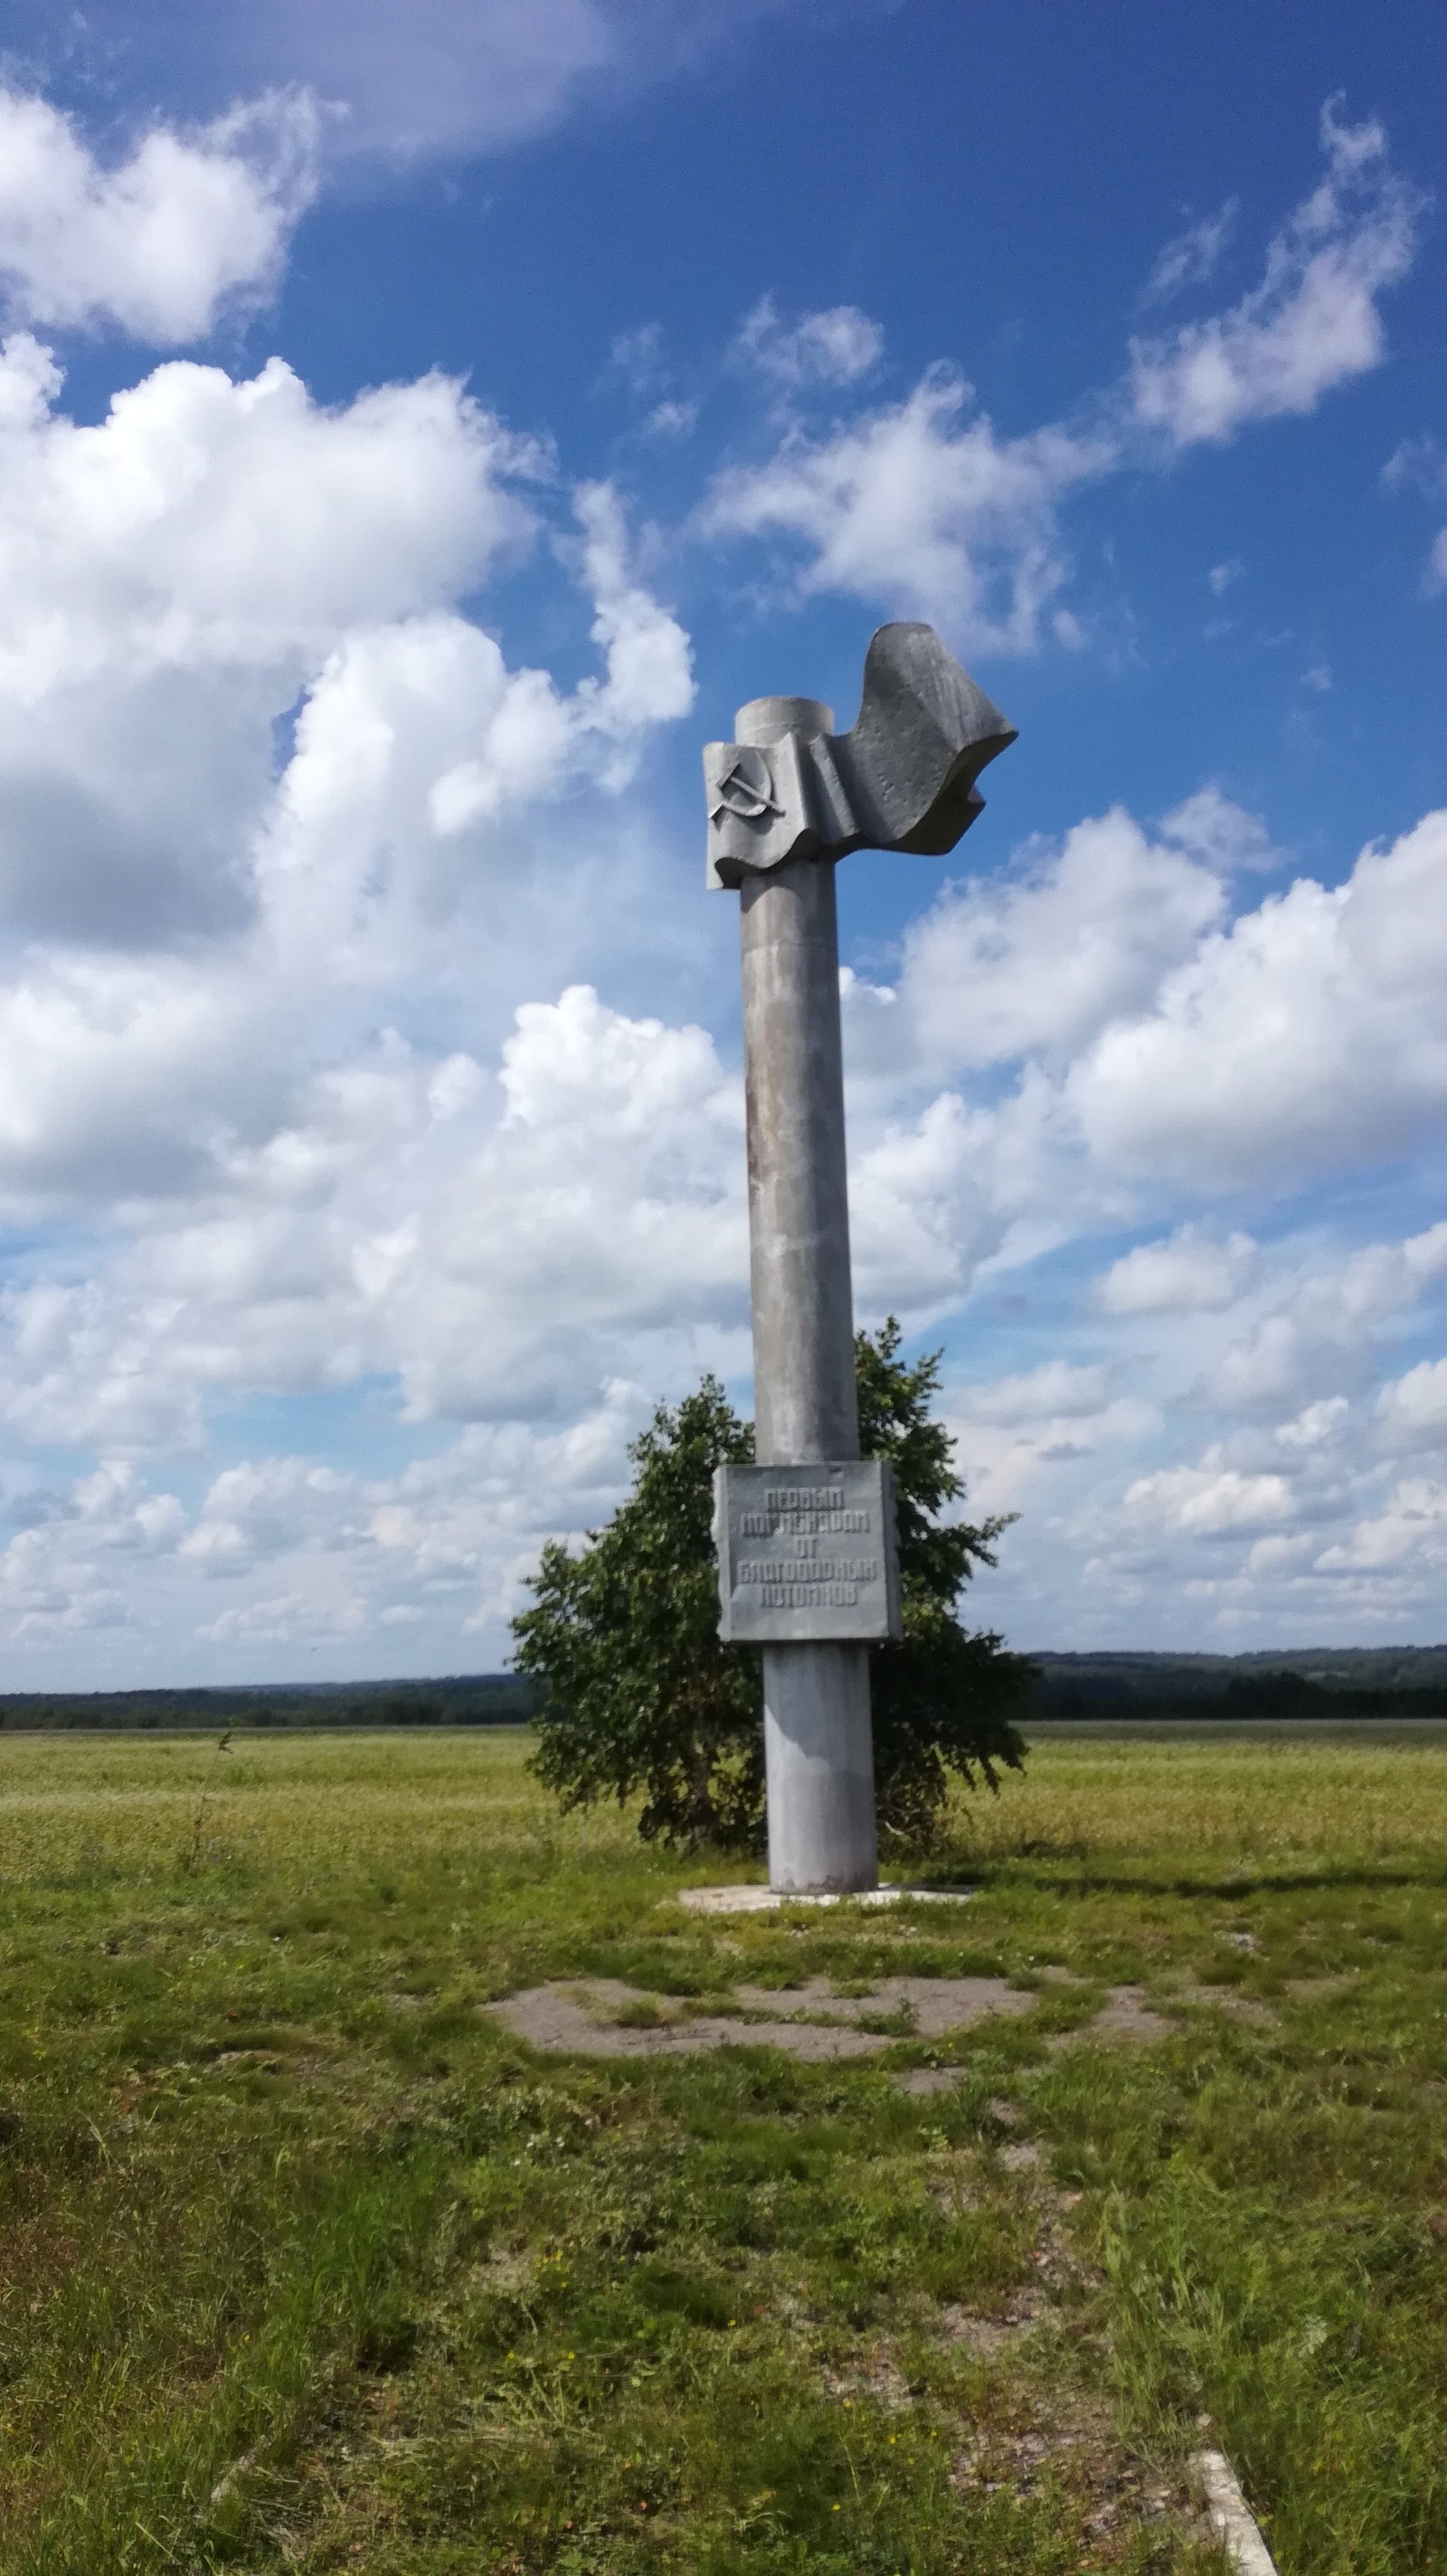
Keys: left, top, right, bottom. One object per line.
{"left": 763, "top": 1642, "right": 878, "bottom": 1892}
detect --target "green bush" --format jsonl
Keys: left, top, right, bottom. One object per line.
{"left": 513, "top": 1320, "right": 1032, "bottom": 1851}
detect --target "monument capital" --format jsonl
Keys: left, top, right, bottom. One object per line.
{"left": 704, "top": 620, "right": 1016, "bottom": 890}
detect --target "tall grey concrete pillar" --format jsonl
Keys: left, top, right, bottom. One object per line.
{"left": 704, "top": 627, "right": 1017, "bottom": 1899}
{"left": 735, "top": 694, "right": 877, "bottom": 1892}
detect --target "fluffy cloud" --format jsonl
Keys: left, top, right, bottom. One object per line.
{"left": 867, "top": 805, "right": 1225, "bottom": 1075}
{"left": 703, "top": 108, "right": 1423, "bottom": 646}
{"left": 959, "top": 1360, "right": 1111, "bottom": 1426}
{"left": 0, "top": 336, "right": 691, "bottom": 1216}
{"left": 0, "top": 982, "right": 742, "bottom": 1457}
{"left": 1098, "top": 1226, "right": 1257, "bottom": 1316}
{"left": 0, "top": 89, "right": 317, "bottom": 342}
{"left": 1141, "top": 201, "right": 1237, "bottom": 307}
{"left": 8, "top": 0, "right": 805, "bottom": 165}
{"left": 704, "top": 370, "right": 1108, "bottom": 652}
{"left": 1159, "top": 788, "right": 1280, "bottom": 875}
{"left": 0, "top": 1387, "right": 648, "bottom": 1663}
{"left": 1070, "top": 809, "right": 1447, "bottom": 1188}
{"left": 1130, "top": 102, "right": 1421, "bottom": 445}
{"left": 1376, "top": 1358, "right": 1447, "bottom": 1454}
{"left": 1124, "top": 1459, "right": 1296, "bottom": 1534}
{"left": 0, "top": 299, "right": 726, "bottom": 1634}
{"left": 1275, "top": 1396, "right": 1349, "bottom": 1451}
{"left": 1206, "top": 1224, "right": 1447, "bottom": 1412}
{"left": 0, "top": 339, "right": 536, "bottom": 684}
{"left": 942, "top": 1367, "right": 1158, "bottom": 1525}
{"left": 0, "top": 325, "right": 712, "bottom": 1572}
{"left": 0, "top": 1458, "right": 186, "bottom": 1639}
{"left": 274, "top": 491, "right": 692, "bottom": 949}
{"left": 0, "top": 337, "right": 544, "bottom": 955}
{"left": 846, "top": 1090, "right": 1024, "bottom": 1314}
{"left": 1314, "top": 1478, "right": 1447, "bottom": 1576}
{"left": 843, "top": 796, "right": 1447, "bottom": 1373}
{"left": 734, "top": 297, "right": 884, "bottom": 389}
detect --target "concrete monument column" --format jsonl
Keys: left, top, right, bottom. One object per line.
{"left": 736, "top": 694, "right": 875, "bottom": 1890}
{"left": 705, "top": 627, "right": 1016, "bottom": 1893}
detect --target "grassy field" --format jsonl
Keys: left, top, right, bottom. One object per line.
{"left": 2, "top": 1724, "right": 1445, "bottom": 2573}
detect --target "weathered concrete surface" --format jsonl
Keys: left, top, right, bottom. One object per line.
{"left": 737, "top": 837, "right": 857, "bottom": 1469}
{"left": 485, "top": 1974, "right": 1182, "bottom": 2062}
{"left": 486, "top": 1981, "right": 886, "bottom": 2062}
{"left": 1065, "top": 1985, "right": 1175, "bottom": 2047}
{"left": 714, "top": 1458, "right": 901, "bottom": 1645}
{"left": 486, "top": 1974, "right": 1034, "bottom": 2060}
{"left": 705, "top": 627, "right": 1017, "bottom": 887}
{"left": 762, "top": 1637, "right": 877, "bottom": 1891}
{"left": 1189, "top": 2451, "right": 1279, "bottom": 2575}
{"left": 733, "top": 700, "right": 877, "bottom": 1891}
{"left": 676, "top": 1881, "right": 976, "bottom": 1912}
{"left": 708, "top": 646, "right": 1016, "bottom": 1898}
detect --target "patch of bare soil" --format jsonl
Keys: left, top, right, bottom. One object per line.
{"left": 1048, "top": 1986, "right": 1177, "bottom": 2049}
{"left": 823, "top": 2347, "right": 914, "bottom": 2411}
{"left": 939, "top": 2288, "right": 1045, "bottom": 2357}
{"left": 952, "top": 2408, "right": 1202, "bottom": 2552}
{"left": 1171, "top": 1974, "right": 1277, "bottom": 2025}
{"left": 935, "top": 2167, "right": 1215, "bottom": 2560}
{"left": 999, "top": 2137, "right": 1042, "bottom": 2173}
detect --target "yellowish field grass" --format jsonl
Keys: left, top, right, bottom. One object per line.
{"left": 966, "top": 1723, "right": 1447, "bottom": 1862}
{"left": 4, "top": 1720, "right": 1444, "bottom": 1880}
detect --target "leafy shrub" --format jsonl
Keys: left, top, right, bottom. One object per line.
{"left": 513, "top": 1321, "right": 1031, "bottom": 1850}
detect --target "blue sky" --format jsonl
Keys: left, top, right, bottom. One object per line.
{"left": 0, "top": 0, "right": 1443, "bottom": 1679}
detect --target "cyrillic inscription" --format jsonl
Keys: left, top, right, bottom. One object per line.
{"left": 714, "top": 1461, "right": 901, "bottom": 1644}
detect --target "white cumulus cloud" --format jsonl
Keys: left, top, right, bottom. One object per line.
{"left": 1376, "top": 1358, "right": 1447, "bottom": 1454}
{"left": 1071, "top": 809, "right": 1447, "bottom": 1188}
{"left": 704, "top": 371, "right": 1110, "bottom": 653}
{"left": 1130, "top": 101, "right": 1421, "bottom": 446}
{"left": 1098, "top": 1226, "right": 1257, "bottom": 1316}
{"left": 0, "top": 88, "right": 318, "bottom": 343}
{"left": 1206, "top": 1224, "right": 1447, "bottom": 1413}
{"left": 878, "top": 806, "right": 1225, "bottom": 1075}
{"left": 704, "top": 102, "right": 1424, "bottom": 652}
{"left": 1314, "top": 1478, "right": 1447, "bottom": 1574}
{"left": 1124, "top": 1459, "right": 1296, "bottom": 1535}
{"left": 734, "top": 296, "right": 884, "bottom": 389}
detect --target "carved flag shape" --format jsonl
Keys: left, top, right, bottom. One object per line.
{"left": 704, "top": 622, "right": 1017, "bottom": 889}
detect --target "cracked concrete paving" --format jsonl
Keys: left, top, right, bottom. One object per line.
{"left": 485, "top": 1972, "right": 1205, "bottom": 2062}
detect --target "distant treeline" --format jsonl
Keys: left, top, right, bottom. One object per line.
{"left": 0, "top": 1675, "right": 542, "bottom": 1731}
{"left": 9, "top": 1648, "right": 1447, "bottom": 1733}
{"left": 1028, "top": 1647, "right": 1447, "bottom": 1721}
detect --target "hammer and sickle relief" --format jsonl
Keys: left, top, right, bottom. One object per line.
{"left": 709, "top": 747, "right": 782, "bottom": 824}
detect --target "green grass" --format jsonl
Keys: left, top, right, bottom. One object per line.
{"left": 2, "top": 1724, "right": 1446, "bottom": 2571}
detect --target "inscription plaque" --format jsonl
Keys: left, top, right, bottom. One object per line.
{"left": 714, "top": 1460, "right": 902, "bottom": 1645}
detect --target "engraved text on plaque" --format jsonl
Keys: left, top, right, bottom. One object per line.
{"left": 714, "top": 1460, "right": 902, "bottom": 1645}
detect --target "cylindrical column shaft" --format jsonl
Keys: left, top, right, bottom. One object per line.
{"left": 735, "top": 694, "right": 877, "bottom": 1893}
{"left": 739, "top": 853, "right": 859, "bottom": 1465}
{"left": 761, "top": 1644, "right": 875, "bottom": 1892}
